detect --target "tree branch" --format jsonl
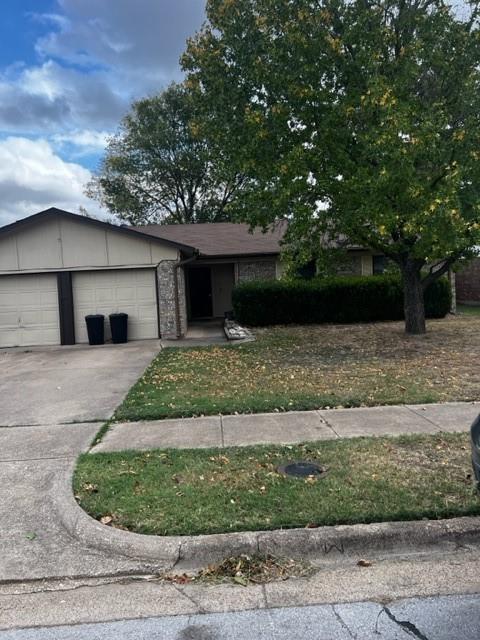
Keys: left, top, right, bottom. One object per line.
{"left": 421, "top": 254, "right": 459, "bottom": 290}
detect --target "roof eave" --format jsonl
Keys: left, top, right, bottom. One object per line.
{"left": 196, "top": 251, "right": 280, "bottom": 260}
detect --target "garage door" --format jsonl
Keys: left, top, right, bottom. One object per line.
{"left": 72, "top": 269, "right": 158, "bottom": 343}
{"left": 0, "top": 274, "right": 60, "bottom": 347}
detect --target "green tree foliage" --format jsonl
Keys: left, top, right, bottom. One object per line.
{"left": 183, "top": 0, "right": 480, "bottom": 333}
{"left": 86, "top": 82, "right": 243, "bottom": 225}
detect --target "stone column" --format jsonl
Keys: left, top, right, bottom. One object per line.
{"left": 157, "top": 261, "right": 187, "bottom": 339}
{"left": 449, "top": 269, "right": 457, "bottom": 314}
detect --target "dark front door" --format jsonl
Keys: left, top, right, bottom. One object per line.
{"left": 188, "top": 267, "right": 213, "bottom": 319}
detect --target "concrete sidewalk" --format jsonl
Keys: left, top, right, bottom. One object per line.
{"left": 92, "top": 401, "right": 479, "bottom": 453}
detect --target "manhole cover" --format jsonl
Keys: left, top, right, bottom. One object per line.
{"left": 277, "top": 461, "right": 326, "bottom": 478}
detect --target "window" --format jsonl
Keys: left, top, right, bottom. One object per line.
{"left": 373, "top": 255, "right": 388, "bottom": 275}
{"left": 297, "top": 260, "right": 316, "bottom": 279}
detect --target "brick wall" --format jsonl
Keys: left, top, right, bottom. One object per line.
{"left": 335, "top": 254, "right": 363, "bottom": 276}
{"left": 237, "top": 259, "right": 277, "bottom": 282}
{"left": 456, "top": 259, "right": 480, "bottom": 303}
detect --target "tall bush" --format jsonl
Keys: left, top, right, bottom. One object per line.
{"left": 232, "top": 276, "right": 451, "bottom": 326}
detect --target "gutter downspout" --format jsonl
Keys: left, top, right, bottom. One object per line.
{"left": 173, "top": 253, "right": 198, "bottom": 338}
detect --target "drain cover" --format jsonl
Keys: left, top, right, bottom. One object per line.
{"left": 277, "top": 461, "right": 325, "bottom": 478}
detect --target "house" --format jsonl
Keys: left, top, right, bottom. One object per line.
{"left": 456, "top": 258, "right": 480, "bottom": 304}
{"left": 0, "top": 207, "right": 378, "bottom": 347}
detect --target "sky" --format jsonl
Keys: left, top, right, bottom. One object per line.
{"left": 0, "top": 0, "right": 206, "bottom": 226}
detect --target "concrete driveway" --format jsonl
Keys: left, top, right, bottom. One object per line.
{"left": 0, "top": 341, "right": 160, "bottom": 426}
{"left": 0, "top": 341, "right": 161, "bottom": 583}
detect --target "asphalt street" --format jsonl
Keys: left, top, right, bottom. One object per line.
{"left": 1, "top": 594, "right": 479, "bottom": 639}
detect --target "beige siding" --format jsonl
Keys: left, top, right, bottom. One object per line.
{"left": 105, "top": 229, "right": 153, "bottom": 265}
{"left": 17, "top": 218, "right": 63, "bottom": 270}
{"left": 60, "top": 218, "right": 109, "bottom": 267}
{"left": 0, "top": 236, "right": 17, "bottom": 271}
{"left": 151, "top": 243, "right": 175, "bottom": 263}
{"left": 0, "top": 216, "right": 178, "bottom": 274}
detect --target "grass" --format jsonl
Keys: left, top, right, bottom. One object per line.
{"left": 114, "top": 316, "right": 480, "bottom": 421}
{"left": 457, "top": 304, "right": 480, "bottom": 316}
{"left": 74, "top": 432, "right": 479, "bottom": 537}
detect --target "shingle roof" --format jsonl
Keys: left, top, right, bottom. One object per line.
{"left": 133, "top": 221, "right": 287, "bottom": 257}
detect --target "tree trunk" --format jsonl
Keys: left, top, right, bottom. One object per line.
{"left": 401, "top": 262, "right": 426, "bottom": 335}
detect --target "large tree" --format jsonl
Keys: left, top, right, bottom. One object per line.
{"left": 86, "top": 82, "right": 243, "bottom": 225}
{"left": 183, "top": 0, "right": 480, "bottom": 333}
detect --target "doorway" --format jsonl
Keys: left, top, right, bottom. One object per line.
{"left": 188, "top": 266, "right": 213, "bottom": 319}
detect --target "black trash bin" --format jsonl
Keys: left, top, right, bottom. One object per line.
{"left": 109, "top": 313, "right": 128, "bottom": 344}
{"left": 85, "top": 314, "right": 105, "bottom": 345}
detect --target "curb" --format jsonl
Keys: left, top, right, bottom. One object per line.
{"left": 57, "top": 465, "right": 480, "bottom": 572}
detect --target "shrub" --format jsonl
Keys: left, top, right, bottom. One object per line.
{"left": 232, "top": 275, "right": 451, "bottom": 326}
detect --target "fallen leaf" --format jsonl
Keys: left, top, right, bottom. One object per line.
{"left": 357, "top": 559, "right": 373, "bottom": 567}
{"left": 82, "top": 483, "right": 98, "bottom": 493}
{"left": 164, "top": 573, "right": 192, "bottom": 584}
{"left": 100, "top": 515, "right": 113, "bottom": 525}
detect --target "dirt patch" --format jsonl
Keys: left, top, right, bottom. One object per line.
{"left": 163, "top": 554, "right": 313, "bottom": 586}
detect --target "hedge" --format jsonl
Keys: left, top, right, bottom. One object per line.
{"left": 232, "top": 275, "right": 451, "bottom": 326}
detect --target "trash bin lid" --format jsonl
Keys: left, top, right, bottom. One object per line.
{"left": 85, "top": 314, "right": 105, "bottom": 320}
{"left": 109, "top": 313, "right": 128, "bottom": 319}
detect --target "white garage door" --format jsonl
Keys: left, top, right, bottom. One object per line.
{"left": 73, "top": 269, "right": 158, "bottom": 343}
{"left": 0, "top": 274, "right": 60, "bottom": 347}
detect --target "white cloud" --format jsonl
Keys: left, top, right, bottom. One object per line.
{"left": 36, "top": 0, "right": 205, "bottom": 82}
{"left": 29, "top": 12, "right": 71, "bottom": 31}
{"left": 51, "top": 129, "right": 111, "bottom": 156}
{"left": 0, "top": 137, "right": 106, "bottom": 226}
{"left": 0, "top": 61, "right": 127, "bottom": 135}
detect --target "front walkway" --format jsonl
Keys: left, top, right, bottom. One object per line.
{"left": 92, "top": 401, "right": 479, "bottom": 453}
{"left": 161, "top": 319, "right": 227, "bottom": 348}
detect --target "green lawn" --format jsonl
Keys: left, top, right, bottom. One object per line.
{"left": 457, "top": 304, "right": 480, "bottom": 316}
{"left": 114, "top": 316, "right": 480, "bottom": 421}
{"left": 74, "top": 433, "right": 479, "bottom": 536}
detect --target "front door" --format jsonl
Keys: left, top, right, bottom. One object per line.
{"left": 188, "top": 267, "right": 213, "bottom": 319}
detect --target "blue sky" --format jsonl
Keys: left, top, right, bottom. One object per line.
{"left": 0, "top": 2, "right": 57, "bottom": 67}
{"left": 0, "top": 1, "right": 205, "bottom": 225}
